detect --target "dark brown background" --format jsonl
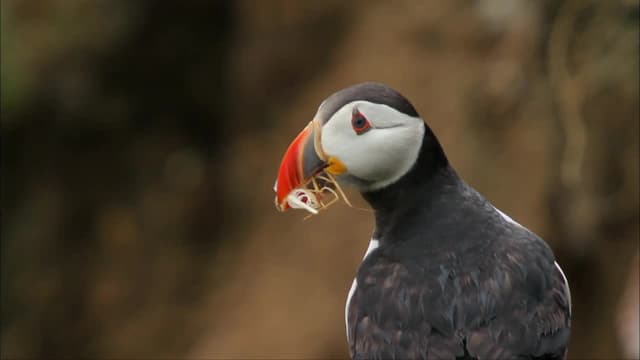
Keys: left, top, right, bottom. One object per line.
{"left": 2, "top": 0, "right": 638, "bottom": 358}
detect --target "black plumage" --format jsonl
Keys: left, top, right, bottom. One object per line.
{"left": 335, "top": 84, "right": 571, "bottom": 359}
{"left": 317, "top": 83, "right": 420, "bottom": 123}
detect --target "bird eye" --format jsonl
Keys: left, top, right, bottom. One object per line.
{"left": 351, "top": 109, "right": 371, "bottom": 135}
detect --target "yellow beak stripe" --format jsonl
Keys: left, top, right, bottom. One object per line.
{"left": 326, "top": 157, "right": 346, "bottom": 175}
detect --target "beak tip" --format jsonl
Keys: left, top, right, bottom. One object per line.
{"left": 275, "top": 200, "right": 289, "bottom": 212}
{"left": 274, "top": 124, "right": 313, "bottom": 213}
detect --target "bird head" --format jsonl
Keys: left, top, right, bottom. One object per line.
{"left": 274, "top": 83, "right": 429, "bottom": 213}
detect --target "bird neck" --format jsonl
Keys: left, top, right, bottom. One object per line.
{"left": 361, "top": 127, "right": 460, "bottom": 245}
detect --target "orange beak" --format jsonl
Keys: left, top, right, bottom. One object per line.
{"left": 274, "top": 121, "right": 327, "bottom": 211}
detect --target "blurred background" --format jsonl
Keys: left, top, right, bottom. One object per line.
{"left": 1, "top": 0, "right": 638, "bottom": 358}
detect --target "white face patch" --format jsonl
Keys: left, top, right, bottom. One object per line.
{"left": 319, "top": 101, "right": 425, "bottom": 191}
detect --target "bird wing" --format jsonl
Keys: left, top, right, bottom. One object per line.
{"left": 465, "top": 258, "right": 571, "bottom": 359}
{"left": 347, "top": 237, "right": 571, "bottom": 360}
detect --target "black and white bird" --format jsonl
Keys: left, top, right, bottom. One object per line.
{"left": 274, "top": 83, "right": 571, "bottom": 359}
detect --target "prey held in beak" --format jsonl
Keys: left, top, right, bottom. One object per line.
{"left": 274, "top": 120, "right": 351, "bottom": 216}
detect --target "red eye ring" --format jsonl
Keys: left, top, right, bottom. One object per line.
{"left": 351, "top": 109, "right": 371, "bottom": 135}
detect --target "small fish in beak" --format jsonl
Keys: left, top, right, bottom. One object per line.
{"left": 273, "top": 120, "right": 350, "bottom": 216}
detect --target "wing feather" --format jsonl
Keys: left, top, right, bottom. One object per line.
{"left": 347, "top": 236, "right": 571, "bottom": 359}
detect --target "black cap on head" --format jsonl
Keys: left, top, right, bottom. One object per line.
{"left": 316, "top": 82, "right": 420, "bottom": 124}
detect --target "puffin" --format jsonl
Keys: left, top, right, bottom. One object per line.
{"left": 273, "top": 83, "right": 571, "bottom": 359}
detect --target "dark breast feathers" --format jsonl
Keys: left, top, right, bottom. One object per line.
{"left": 347, "top": 219, "right": 571, "bottom": 360}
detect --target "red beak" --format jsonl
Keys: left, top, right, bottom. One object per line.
{"left": 274, "top": 121, "right": 327, "bottom": 211}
